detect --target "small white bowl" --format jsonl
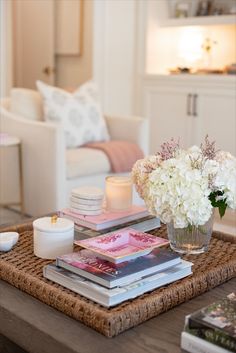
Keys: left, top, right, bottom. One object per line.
{"left": 0, "top": 232, "right": 19, "bottom": 252}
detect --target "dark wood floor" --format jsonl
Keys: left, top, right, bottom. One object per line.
{"left": 0, "top": 335, "right": 27, "bottom": 353}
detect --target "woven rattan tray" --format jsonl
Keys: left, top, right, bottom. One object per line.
{"left": 0, "top": 221, "right": 235, "bottom": 337}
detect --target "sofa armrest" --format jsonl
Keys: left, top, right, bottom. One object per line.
{"left": 0, "top": 97, "right": 10, "bottom": 110}
{"left": 105, "top": 115, "right": 149, "bottom": 155}
{"left": 0, "top": 106, "right": 66, "bottom": 216}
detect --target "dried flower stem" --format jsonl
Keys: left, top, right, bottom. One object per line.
{"left": 200, "top": 135, "right": 218, "bottom": 160}
{"left": 157, "top": 138, "right": 180, "bottom": 161}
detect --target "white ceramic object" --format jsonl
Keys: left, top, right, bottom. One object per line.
{"left": 70, "top": 186, "right": 104, "bottom": 216}
{"left": 70, "top": 195, "right": 103, "bottom": 206}
{"left": 0, "top": 232, "right": 19, "bottom": 252}
{"left": 71, "top": 186, "right": 104, "bottom": 200}
{"left": 33, "top": 216, "right": 74, "bottom": 259}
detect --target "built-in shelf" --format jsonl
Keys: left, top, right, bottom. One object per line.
{"left": 143, "top": 74, "right": 236, "bottom": 89}
{"left": 160, "top": 14, "right": 236, "bottom": 27}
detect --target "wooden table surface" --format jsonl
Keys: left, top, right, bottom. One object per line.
{"left": 0, "top": 278, "right": 235, "bottom": 353}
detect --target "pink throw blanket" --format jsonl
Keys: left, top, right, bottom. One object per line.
{"left": 84, "top": 140, "right": 144, "bottom": 173}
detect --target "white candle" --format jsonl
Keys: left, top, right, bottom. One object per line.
{"left": 105, "top": 176, "right": 133, "bottom": 211}
{"left": 33, "top": 216, "right": 74, "bottom": 259}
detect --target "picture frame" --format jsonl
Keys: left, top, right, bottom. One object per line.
{"left": 196, "top": 0, "right": 213, "bottom": 16}
{"left": 210, "top": 1, "right": 225, "bottom": 16}
{"left": 174, "top": 0, "right": 191, "bottom": 18}
{"left": 55, "top": 0, "right": 83, "bottom": 56}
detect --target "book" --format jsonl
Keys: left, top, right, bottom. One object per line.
{"left": 181, "top": 331, "right": 231, "bottom": 353}
{"left": 185, "top": 326, "right": 236, "bottom": 352}
{"left": 56, "top": 248, "right": 181, "bottom": 288}
{"left": 186, "top": 293, "right": 236, "bottom": 352}
{"left": 58, "top": 205, "right": 149, "bottom": 230}
{"left": 44, "top": 260, "right": 192, "bottom": 307}
{"left": 74, "top": 215, "right": 161, "bottom": 240}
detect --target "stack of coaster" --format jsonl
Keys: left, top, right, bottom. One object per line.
{"left": 70, "top": 186, "right": 104, "bottom": 216}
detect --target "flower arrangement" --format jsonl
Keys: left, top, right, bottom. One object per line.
{"left": 132, "top": 137, "right": 236, "bottom": 229}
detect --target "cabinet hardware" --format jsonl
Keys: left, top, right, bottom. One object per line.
{"left": 187, "top": 94, "right": 192, "bottom": 116}
{"left": 42, "top": 66, "right": 55, "bottom": 76}
{"left": 193, "top": 94, "right": 198, "bottom": 117}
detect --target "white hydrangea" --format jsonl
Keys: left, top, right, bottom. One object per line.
{"left": 214, "top": 156, "right": 236, "bottom": 209}
{"left": 132, "top": 141, "right": 236, "bottom": 229}
{"left": 147, "top": 156, "right": 212, "bottom": 228}
{"left": 132, "top": 155, "right": 161, "bottom": 199}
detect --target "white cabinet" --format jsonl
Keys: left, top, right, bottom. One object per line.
{"left": 195, "top": 87, "right": 236, "bottom": 153}
{"left": 143, "top": 84, "right": 193, "bottom": 153}
{"left": 143, "top": 75, "right": 236, "bottom": 155}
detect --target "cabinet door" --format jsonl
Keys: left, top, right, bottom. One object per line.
{"left": 196, "top": 89, "right": 236, "bottom": 155}
{"left": 144, "top": 86, "right": 193, "bottom": 153}
{"left": 14, "top": 0, "right": 55, "bottom": 89}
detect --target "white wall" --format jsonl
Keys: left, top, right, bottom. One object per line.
{"left": 93, "top": 0, "right": 138, "bottom": 116}
{"left": 0, "top": 0, "right": 13, "bottom": 98}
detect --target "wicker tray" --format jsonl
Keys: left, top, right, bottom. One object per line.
{"left": 0, "top": 221, "right": 235, "bottom": 337}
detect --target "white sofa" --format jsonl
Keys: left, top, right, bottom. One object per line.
{"left": 0, "top": 94, "right": 148, "bottom": 216}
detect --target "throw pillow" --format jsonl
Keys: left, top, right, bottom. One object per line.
{"left": 36, "top": 80, "right": 110, "bottom": 148}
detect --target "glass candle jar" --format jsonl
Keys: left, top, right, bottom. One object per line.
{"left": 105, "top": 176, "right": 133, "bottom": 211}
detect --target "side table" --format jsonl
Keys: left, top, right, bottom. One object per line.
{"left": 0, "top": 134, "right": 24, "bottom": 215}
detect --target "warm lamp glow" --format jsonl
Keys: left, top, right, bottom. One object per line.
{"left": 178, "top": 27, "right": 203, "bottom": 64}
{"left": 147, "top": 23, "right": 235, "bottom": 75}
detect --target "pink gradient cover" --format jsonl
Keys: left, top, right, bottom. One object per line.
{"left": 61, "top": 205, "right": 148, "bottom": 225}
{"left": 75, "top": 228, "right": 169, "bottom": 263}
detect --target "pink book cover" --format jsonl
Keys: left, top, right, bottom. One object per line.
{"left": 59, "top": 205, "right": 149, "bottom": 230}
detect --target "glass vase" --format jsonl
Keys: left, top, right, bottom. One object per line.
{"left": 166, "top": 212, "right": 214, "bottom": 255}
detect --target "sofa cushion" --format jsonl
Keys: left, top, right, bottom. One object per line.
{"left": 66, "top": 147, "right": 111, "bottom": 179}
{"left": 10, "top": 88, "right": 43, "bottom": 121}
{"left": 36, "top": 80, "right": 110, "bottom": 148}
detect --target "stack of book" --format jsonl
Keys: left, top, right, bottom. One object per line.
{"left": 43, "top": 228, "right": 193, "bottom": 307}
{"left": 59, "top": 205, "right": 161, "bottom": 239}
{"left": 181, "top": 293, "right": 236, "bottom": 353}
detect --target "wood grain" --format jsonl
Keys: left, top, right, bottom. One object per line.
{"left": 0, "top": 278, "right": 235, "bottom": 353}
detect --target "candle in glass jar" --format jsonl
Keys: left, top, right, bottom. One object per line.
{"left": 105, "top": 176, "right": 133, "bottom": 211}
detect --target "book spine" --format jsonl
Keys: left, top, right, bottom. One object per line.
{"left": 59, "top": 212, "right": 93, "bottom": 229}
{"left": 187, "top": 327, "right": 236, "bottom": 352}
{"left": 56, "top": 259, "right": 113, "bottom": 287}
{"left": 188, "top": 317, "right": 236, "bottom": 351}
{"left": 181, "top": 331, "right": 231, "bottom": 353}
{"left": 60, "top": 209, "right": 149, "bottom": 231}
{"left": 44, "top": 267, "right": 110, "bottom": 307}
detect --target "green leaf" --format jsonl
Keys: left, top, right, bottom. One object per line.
{"left": 209, "top": 191, "right": 227, "bottom": 219}
{"left": 219, "top": 202, "right": 227, "bottom": 218}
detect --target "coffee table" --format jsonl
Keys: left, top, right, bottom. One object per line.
{"left": 0, "top": 278, "right": 235, "bottom": 353}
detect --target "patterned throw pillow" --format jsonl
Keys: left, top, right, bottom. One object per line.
{"left": 36, "top": 80, "right": 110, "bottom": 148}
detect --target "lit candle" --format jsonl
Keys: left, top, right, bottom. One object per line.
{"left": 105, "top": 176, "right": 133, "bottom": 211}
